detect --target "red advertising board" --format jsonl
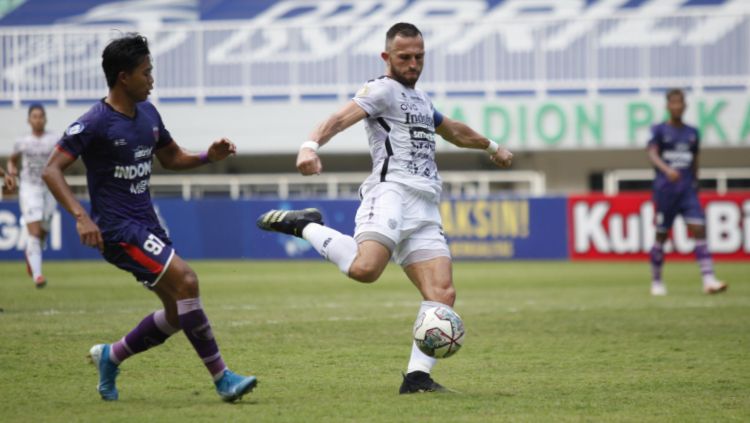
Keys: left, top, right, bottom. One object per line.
{"left": 568, "top": 192, "right": 750, "bottom": 261}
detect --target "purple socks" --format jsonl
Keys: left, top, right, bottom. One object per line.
{"left": 694, "top": 240, "right": 715, "bottom": 280}
{"left": 110, "top": 309, "right": 179, "bottom": 364}
{"left": 176, "top": 298, "right": 227, "bottom": 380}
{"left": 107, "top": 299, "right": 228, "bottom": 381}
{"left": 649, "top": 243, "right": 664, "bottom": 283}
{"left": 650, "top": 239, "right": 716, "bottom": 284}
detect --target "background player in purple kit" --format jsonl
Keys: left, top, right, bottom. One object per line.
{"left": 647, "top": 88, "right": 728, "bottom": 296}
{"left": 42, "top": 34, "right": 256, "bottom": 402}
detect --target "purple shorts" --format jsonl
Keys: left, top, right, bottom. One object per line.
{"left": 102, "top": 224, "right": 175, "bottom": 288}
{"left": 653, "top": 188, "right": 705, "bottom": 232}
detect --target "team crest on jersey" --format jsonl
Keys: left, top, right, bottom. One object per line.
{"left": 355, "top": 84, "right": 369, "bottom": 97}
{"left": 66, "top": 122, "right": 84, "bottom": 136}
{"left": 152, "top": 126, "right": 159, "bottom": 142}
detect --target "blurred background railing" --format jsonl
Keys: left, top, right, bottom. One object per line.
{"left": 2, "top": 12, "right": 747, "bottom": 106}
{"left": 48, "top": 170, "right": 546, "bottom": 200}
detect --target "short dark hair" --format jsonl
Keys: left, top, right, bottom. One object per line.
{"left": 102, "top": 33, "right": 150, "bottom": 89}
{"left": 27, "top": 102, "right": 45, "bottom": 116}
{"left": 385, "top": 22, "right": 422, "bottom": 50}
{"left": 666, "top": 88, "right": 684, "bottom": 102}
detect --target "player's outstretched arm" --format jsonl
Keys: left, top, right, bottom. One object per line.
{"left": 297, "top": 101, "right": 367, "bottom": 176}
{"left": 42, "top": 149, "right": 103, "bottom": 250}
{"left": 436, "top": 116, "right": 513, "bottom": 168}
{"left": 155, "top": 137, "right": 237, "bottom": 171}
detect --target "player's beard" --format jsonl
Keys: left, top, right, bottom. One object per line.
{"left": 390, "top": 66, "right": 420, "bottom": 88}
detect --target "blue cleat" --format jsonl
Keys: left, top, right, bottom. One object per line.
{"left": 88, "top": 344, "right": 120, "bottom": 401}
{"left": 215, "top": 369, "right": 257, "bottom": 402}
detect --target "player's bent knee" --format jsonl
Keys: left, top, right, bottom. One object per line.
{"left": 176, "top": 269, "right": 200, "bottom": 298}
{"left": 348, "top": 260, "right": 385, "bottom": 283}
{"left": 423, "top": 284, "right": 455, "bottom": 306}
{"left": 436, "top": 286, "right": 456, "bottom": 306}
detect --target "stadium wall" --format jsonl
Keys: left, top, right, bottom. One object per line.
{"left": 1, "top": 98, "right": 748, "bottom": 194}
{"left": 1, "top": 194, "right": 748, "bottom": 262}
{"left": 2, "top": 92, "right": 750, "bottom": 156}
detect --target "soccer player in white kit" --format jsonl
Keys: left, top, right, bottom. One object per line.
{"left": 6, "top": 103, "right": 59, "bottom": 288}
{"left": 258, "top": 22, "right": 513, "bottom": 393}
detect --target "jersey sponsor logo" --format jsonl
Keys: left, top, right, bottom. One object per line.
{"left": 409, "top": 127, "right": 435, "bottom": 143}
{"left": 66, "top": 122, "right": 84, "bottom": 136}
{"left": 152, "top": 126, "right": 160, "bottom": 142}
{"left": 133, "top": 145, "right": 153, "bottom": 161}
{"left": 130, "top": 179, "right": 150, "bottom": 194}
{"left": 404, "top": 112, "right": 434, "bottom": 127}
{"left": 662, "top": 150, "right": 693, "bottom": 168}
{"left": 400, "top": 102, "right": 420, "bottom": 112}
{"left": 113, "top": 161, "right": 152, "bottom": 180}
{"left": 113, "top": 138, "right": 127, "bottom": 147}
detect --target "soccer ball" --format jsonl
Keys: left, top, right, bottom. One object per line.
{"left": 413, "top": 306, "right": 465, "bottom": 359}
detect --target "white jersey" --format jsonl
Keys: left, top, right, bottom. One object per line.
{"left": 13, "top": 131, "right": 58, "bottom": 187}
{"left": 352, "top": 76, "right": 442, "bottom": 199}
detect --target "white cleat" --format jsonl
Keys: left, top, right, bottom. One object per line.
{"left": 651, "top": 284, "right": 667, "bottom": 296}
{"left": 703, "top": 280, "right": 728, "bottom": 295}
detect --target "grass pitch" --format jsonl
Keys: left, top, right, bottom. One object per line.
{"left": 0, "top": 260, "right": 748, "bottom": 422}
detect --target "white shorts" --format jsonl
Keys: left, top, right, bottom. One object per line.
{"left": 354, "top": 182, "right": 450, "bottom": 266}
{"left": 19, "top": 183, "right": 57, "bottom": 231}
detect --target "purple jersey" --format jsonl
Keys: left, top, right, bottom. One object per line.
{"left": 58, "top": 100, "right": 172, "bottom": 235}
{"left": 647, "top": 122, "right": 700, "bottom": 192}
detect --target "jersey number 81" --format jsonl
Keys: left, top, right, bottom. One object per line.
{"left": 144, "top": 233, "right": 166, "bottom": 255}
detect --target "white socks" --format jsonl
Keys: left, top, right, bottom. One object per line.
{"left": 406, "top": 300, "right": 449, "bottom": 374}
{"left": 303, "top": 225, "right": 450, "bottom": 375}
{"left": 302, "top": 223, "right": 357, "bottom": 275}
{"left": 26, "top": 236, "right": 43, "bottom": 279}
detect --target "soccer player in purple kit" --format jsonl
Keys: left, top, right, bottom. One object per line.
{"left": 647, "top": 88, "right": 728, "bottom": 296}
{"left": 42, "top": 34, "right": 257, "bottom": 402}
